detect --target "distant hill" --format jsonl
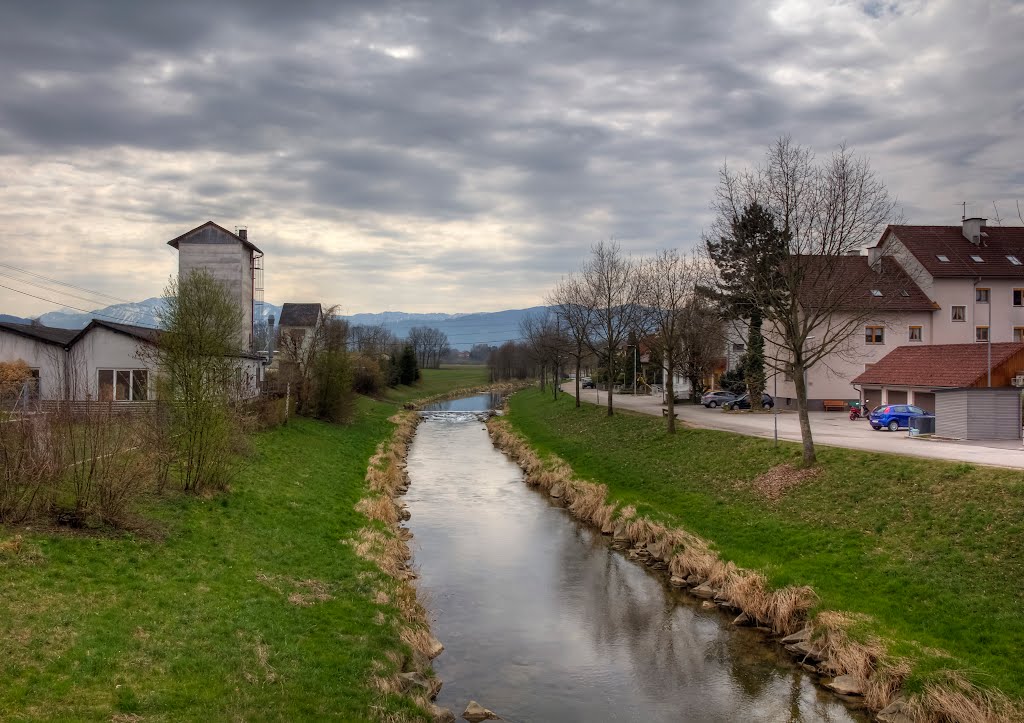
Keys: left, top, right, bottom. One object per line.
{"left": 33, "top": 298, "right": 283, "bottom": 330}
{"left": 0, "top": 313, "right": 32, "bottom": 325}
{"left": 348, "top": 307, "right": 547, "bottom": 349}
{"left": 14, "top": 299, "right": 546, "bottom": 350}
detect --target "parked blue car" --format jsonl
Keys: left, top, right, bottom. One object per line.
{"left": 869, "top": 404, "right": 930, "bottom": 432}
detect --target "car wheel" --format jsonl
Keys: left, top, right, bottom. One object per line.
{"left": 888, "top": 420, "right": 899, "bottom": 432}
{"left": 708, "top": 401, "right": 718, "bottom": 408}
{"left": 762, "top": 402, "right": 771, "bottom": 409}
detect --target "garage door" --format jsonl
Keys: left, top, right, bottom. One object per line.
{"left": 886, "top": 390, "right": 908, "bottom": 405}
{"left": 863, "top": 387, "right": 882, "bottom": 410}
{"left": 913, "top": 391, "right": 936, "bottom": 413}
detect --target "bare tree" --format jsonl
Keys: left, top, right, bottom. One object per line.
{"left": 708, "top": 136, "right": 901, "bottom": 466}
{"left": 640, "top": 250, "right": 704, "bottom": 432}
{"left": 678, "top": 296, "right": 725, "bottom": 404}
{"left": 407, "top": 326, "right": 449, "bottom": 369}
{"left": 547, "top": 275, "right": 595, "bottom": 408}
{"left": 519, "top": 311, "right": 570, "bottom": 398}
{"left": 582, "top": 240, "right": 647, "bottom": 416}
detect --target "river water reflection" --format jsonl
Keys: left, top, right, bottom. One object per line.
{"left": 405, "top": 396, "right": 865, "bottom": 722}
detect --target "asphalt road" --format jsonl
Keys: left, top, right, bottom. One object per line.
{"left": 561, "top": 383, "right": 1024, "bottom": 470}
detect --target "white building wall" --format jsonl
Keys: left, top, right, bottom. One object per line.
{"left": 71, "top": 327, "right": 154, "bottom": 400}
{"left": 0, "top": 332, "right": 64, "bottom": 400}
{"left": 766, "top": 309, "right": 935, "bottom": 406}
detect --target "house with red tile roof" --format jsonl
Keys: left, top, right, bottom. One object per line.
{"left": 768, "top": 218, "right": 1024, "bottom": 412}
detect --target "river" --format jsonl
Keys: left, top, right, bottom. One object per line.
{"left": 406, "top": 394, "right": 864, "bottom": 722}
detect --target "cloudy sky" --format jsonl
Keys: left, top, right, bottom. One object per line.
{"left": 1, "top": 0, "right": 1022, "bottom": 317}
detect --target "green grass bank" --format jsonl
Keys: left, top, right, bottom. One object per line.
{"left": 506, "top": 389, "right": 1024, "bottom": 702}
{"left": 0, "top": 367, "right": 487, "bottom": 721}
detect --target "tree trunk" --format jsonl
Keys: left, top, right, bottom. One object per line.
{"left": 665, "top": 358, "right": 676, "bottom": 434}
{"left": 793, "top": 363, "right": 817, "bottom": 466}
{"left": 574, "top": 354, "right": 581, "bottom": 408}
{"left": 552, "top": 363, "right": 559, "bottom": 400}
{"left": 606, "top": 351, "right": 614, "bottom": 416}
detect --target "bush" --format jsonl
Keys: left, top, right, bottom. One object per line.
{"left": 0, "top": 413, "right": 58, "bottom": 522}
{"left": 351, "top": 354, "right": 384, "bottom": 395}
{"left": 310, "top": 351, "right": 355, "bottom": 423}
{"left": 719, "top": 368, "right": 746, "bottom": 394}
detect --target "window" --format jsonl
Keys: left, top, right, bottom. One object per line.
{"left": 732, "top": 343, "right": 745, "bottom": 352}
{"left": 908, "top": 326, "right": 922, "bottom": 342}
{"left": 98, "top": 369, "right": 148, "bottom": 401}
{"left": 971, "top": 254, "right": 984, "bottom": 263}
{"left": 871, "top": 289, "right": 883, "bottom": 297}
{"left": 1014, "top": 289, "right": 1024, "bottom": 307}
{"left": 900, "top": 289, "right": 910, "bottom": 297}
{"left": 1009, "top": 255, "right": 1022, "bottom": 266}
{"left": 976, "top": 288, "right": 990, "bottom": 303}
{"left": 936, "top": 254, "right": 950, "bottom": 262}
{"left": 1015, "top": 327, "right": 1024, "bottom": 343}
{"left": 976, "top": 326, "right": 989, "bottom": 343}
{"left": 951, "top": 305, "right": 966, "bottom": 322}
{"left": 865, "top": 326, "right": 884, "bottom": 344}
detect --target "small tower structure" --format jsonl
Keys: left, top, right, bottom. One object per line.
{"left": 167, "top": 221, "right": 264, "bottom": 352}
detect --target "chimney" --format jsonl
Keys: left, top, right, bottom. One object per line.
{"left": 266, "top": 313, "right": 275, "bottom": 363}
{"left": 962, "top": 217, "right": 985, "bottom": 245}
{"left": 237, "top": 227, "right": 248, "bottom": 242}
{"left": 867, "top": 246, "right": 883, "bottom": 272}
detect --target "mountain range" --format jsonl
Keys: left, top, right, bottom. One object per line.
{"left": 15, "top": 299, "right": 543, "bottom": 350}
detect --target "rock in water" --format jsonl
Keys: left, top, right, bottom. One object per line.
{"left": 430, "top": 704, "right": 456, "bottom": 723}
{"left": 826, "top": 674, "right": 864, "bottom": 696}
{"left": 690, "top": 583, "right": 717, "bottom": 599}
{"left": 462, "top": 700, "right": 501, "bottom": 722}
{"left": 426, "top": 635, "right": 445, "bottom": 659}
{"left": 549, "top": 484, "right": 563, "bottom": 499}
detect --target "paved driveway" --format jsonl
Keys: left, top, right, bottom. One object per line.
{"left": 561, "top": 384, "right": 1024, "bottom": 470}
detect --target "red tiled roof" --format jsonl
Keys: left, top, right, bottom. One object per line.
{"left": 852, "top": 342, "right": 1024, "bottom": 388}
{"left": 798, "top": 255, "right": 937, "bottom": 312}
{"left": 885, "top": 225, "right": 1024, "bottom": 278}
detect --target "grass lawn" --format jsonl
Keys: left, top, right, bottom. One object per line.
{"left": 1, "top": 368, "right": 489, "bottom": 721}
{"left": 507, "top": 389, "right": 1024, "bottom": 700}
{"left": 382, "top": 365, "right": 489, "bottom": 404}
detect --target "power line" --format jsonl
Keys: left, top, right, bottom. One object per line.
{"left": 0, "top": 261, "right": 133, "bottom": 304}
{"left": 0, "top": 283, "right": 158, "bottom": 328}
{"left": 0, "top": 270, "right": 133, "bottom": 310}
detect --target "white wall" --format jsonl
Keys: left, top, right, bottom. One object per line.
{"left": 177, "top": 237, "right": 254, "bottom": 353}
{"left": 766, "top": 308, "right": 935, "bottom": 404}
{"left": 0, "top": 331, "right": 64, "bottom": 400}
{"left": 71, "top": 326, "right": 154, "bottom": 400}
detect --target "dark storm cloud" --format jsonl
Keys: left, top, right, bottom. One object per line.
{"left": 0, "top": 0, "right": 1022, "bottom": 314}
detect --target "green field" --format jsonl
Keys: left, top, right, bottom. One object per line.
{"left": 506, "top": 389, "right": 1024, "bottom": 700}
{"left": 382, "top": 365, "right": 489, "bottom": 404}
{"left": 0, "top": 368, "right": 488, "bottom": 721}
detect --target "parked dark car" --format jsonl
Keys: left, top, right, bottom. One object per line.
{"left": 701, "top": 390, "right": 738, "bottom": 408}
{"left": 724, "top": 393, "right": 774, "bottom": 410}
{"left": 869, "top": 404, "right": 930, "bottom": 432}
{"left": 581, "top": 377, "right": 595, "bottom": 389}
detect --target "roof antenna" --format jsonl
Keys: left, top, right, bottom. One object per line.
{"left": 961, "top": 201, "right": 967, "bottom": 221}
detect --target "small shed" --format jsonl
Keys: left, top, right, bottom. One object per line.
{"left": 934, "top": 387, "right": 1022, "bottom": 440}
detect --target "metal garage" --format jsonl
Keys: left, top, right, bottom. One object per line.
{"left": 935, "top": 388, "right": 1023, "bottom": 440}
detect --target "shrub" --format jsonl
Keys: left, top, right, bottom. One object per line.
{"left": 0, "top": 413, "right": 58, "bottom": 522}
{"left": 310, "top": 351, "right": 355, "bottom": 424}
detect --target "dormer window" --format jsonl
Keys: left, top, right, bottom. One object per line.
{"left": 937, "top": 254, "right": 950, "bottom": 262}
{"left": 900, "top": 289, "right": 910, "bottom": 297}
{"left": 870, "top": 289, "right": 883, "bottom": 297}
{"left": 971, "top": 254, "right": 984, "bottom": 263}
{"left": 1009, "top": 255, "right": 1022, "bottom": 266}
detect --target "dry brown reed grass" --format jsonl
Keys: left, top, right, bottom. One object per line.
{"left": 909, "top": 672, "right": 1021, "bottom": 723}
{"left": 355, "top": 495, "right": 399, "bottom": 525}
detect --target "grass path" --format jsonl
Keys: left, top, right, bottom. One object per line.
{"left": 0, "top": 367, "right": 489, "bottom": 721}
{"left": 506, "top": 389, "right": 1024, "bottom": 700}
